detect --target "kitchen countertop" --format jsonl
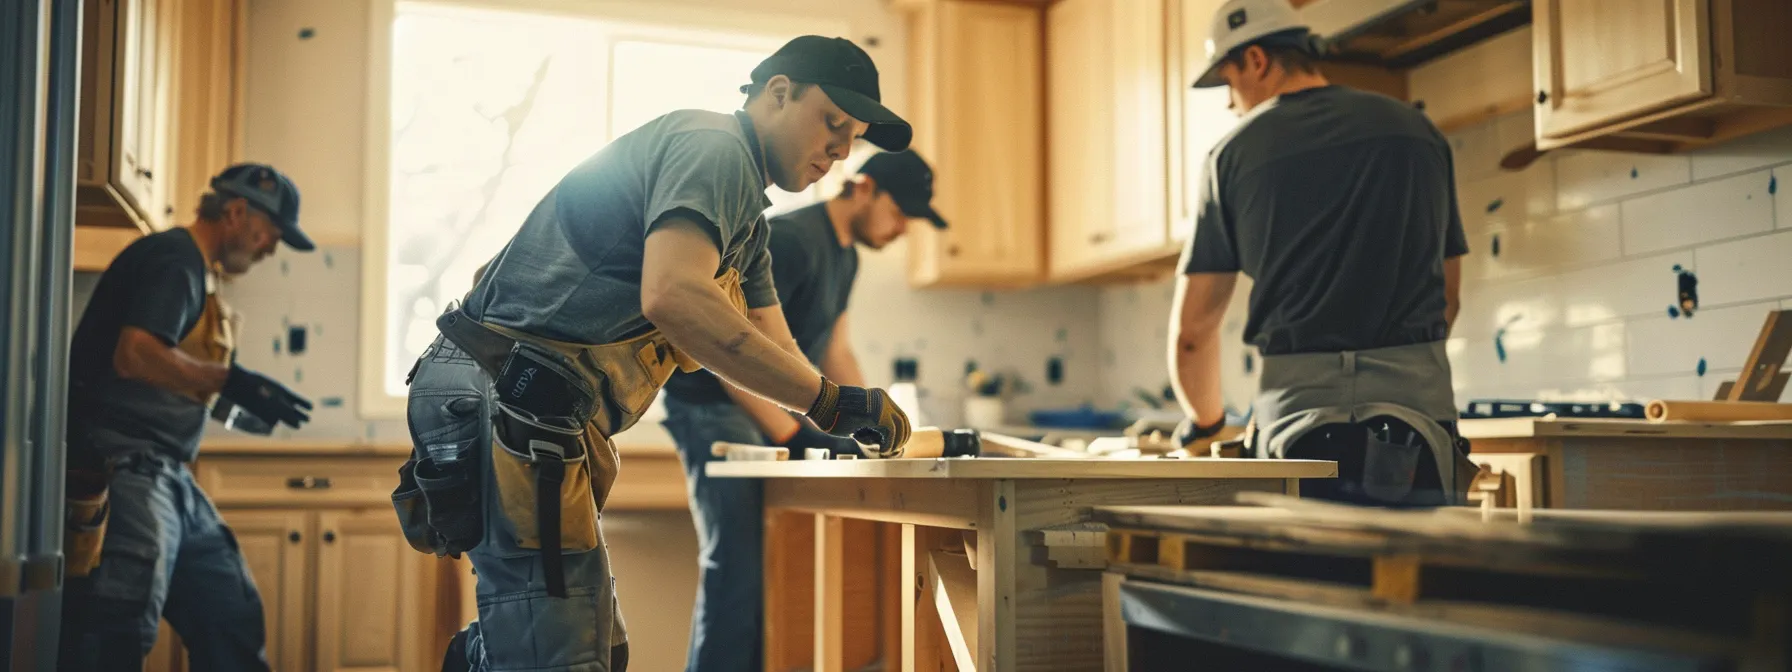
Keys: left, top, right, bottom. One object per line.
{"left": 708, "top": 457, "right": 1335, "bottom": 480}
{"left": 1459, "top": 417, "right": 1792, "bottom": 440}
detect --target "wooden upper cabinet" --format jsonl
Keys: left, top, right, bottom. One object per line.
{"left": 315, "top": 510, "right": 425, "bottom": 672}
{"left": 903, "top": 0, "right": 1045, "bottom": 288}
{"left": 1047, "top": 0, "right": 1171, "bottom": 281}
{"left": 1530, "top": 0, "right": 1792, "bottom": 153}
{"left": 223, "top": 509, "right": 311, "bottom": 672}
{"left": 171, "top": 0, "right": 247, "bottom": 224}
{"left": 82, "top": 0, "right": 176, "bottom": 230}
{"left": 1167, "top": 0, "right": 1239, "bottom": 245}
{"left": 1533, "top": 0, "right": 1711, "bottom": 139}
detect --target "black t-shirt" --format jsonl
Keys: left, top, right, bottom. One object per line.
{"left": 67, "top": 228, "right": 212, "bottom": 462}
{"left": 1181, "top": 85, "right": 1468, "bottom": 356}
{"left": 664, "top": 202, "right": 859, "bottom": 404}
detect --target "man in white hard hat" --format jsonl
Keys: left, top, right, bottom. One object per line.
{"left": 1166, "top": 0, "right": 1475, "bottom": 506}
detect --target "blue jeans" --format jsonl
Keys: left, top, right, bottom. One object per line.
{"left": 59, "top": 452, "right": 269, "bottom": 672}
{"left": 661, "top": 396, "right": 767, "bottom": 672}
{"left": 409, "top": 336, "right": 626, "bottom": 672}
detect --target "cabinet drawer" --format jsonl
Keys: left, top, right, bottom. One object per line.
{"left": 197, "top": 455, "right": 405, "bottom": 508}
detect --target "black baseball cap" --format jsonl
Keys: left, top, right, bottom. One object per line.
{"left": 211, "top": 163, "right": 313, "bottom": 252}
{"left": 858, "top": 150, "right": 946, "bottom": 229}
{"left": 746, "top": 36, "right": 912, "bottom": 153}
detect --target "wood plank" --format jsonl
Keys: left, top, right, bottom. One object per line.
{"left": 710, "top": 457, "right": 1336, "bottom": 480}
{"left": 764, "top": 478, "right": 982, "bottom": 529}
{"left": 1372, "top": 554, "right": 1422, "bottom": 604}
{"left": 977, "top": 481, "right": 1015, "bottom": 672}
{"left": 1101, "top": 573, "right": 1128, "bottom": 672}
{"left": 883, "top": 523, "right": 903, "bottom": 672}
{"left": 845, "top": 519, "right": 882, "bottom": 670}
{"left": 815, "top": 515, "right": 845, "bottom": 672}
{"left": 1729, "top": 310, "right": 1792, "bottom": 402}
{"left": 1460, "top": 417, "right": 1792, "bottom": 440}
{"left": 765, "top": 510, "right": 814, "bottom": 671}
{"left": 929, "top": 550, "right": 979, "bottom": 670}
{"left": 1556, "top": 438, "right": 1792, "bottom": 511}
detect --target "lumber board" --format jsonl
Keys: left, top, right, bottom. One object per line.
{"left": 710, "top": 456, "right": 1336, "bottom": 480}
{"left": 929, "top": 550, "right": 979, "bottom": 670}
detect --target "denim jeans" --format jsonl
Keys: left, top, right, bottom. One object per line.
{"left": 661, "top": 396, "right": 767, "bottom": 672}
{"left": 58, "top": 452, "right": 270, "bottom": 672}
{"left": 410, "top": 338, "right": 626, "bottom": 672}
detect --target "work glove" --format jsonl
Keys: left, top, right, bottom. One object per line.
{"left": 220, "top": 364, "right": 313, "bottom": 430}
{"left": 805, "top": 378, "right": 911, "bottom": 458}
{"left": 775, "top": 418, "right": 864, "bottom": 459}
{"left": 1174, "top": 415, "right": 1228, "bottom": 449}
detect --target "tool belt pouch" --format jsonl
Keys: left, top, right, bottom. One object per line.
{"left": 64, "top": 469, "right": 111, "bottom": 578}
{"left": 391, "top": 462, "right": 436, "bottom": 555}
{"left": 391, "top": 445, "right": 485, "bottom": 558}
{"left": 489, "top": 342, "right": 600, "bottom": 597}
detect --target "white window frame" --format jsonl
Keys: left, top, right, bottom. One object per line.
{"left": 357, "top": 0, "right": 849, "bottom": 418}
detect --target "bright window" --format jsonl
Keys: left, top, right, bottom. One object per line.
{"left": 368, "top": 1, "right": 844, "bottom": 409}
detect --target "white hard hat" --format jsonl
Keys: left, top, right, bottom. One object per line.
{"left": 1192, "top": 0, "right": 1315, "bottom": 88}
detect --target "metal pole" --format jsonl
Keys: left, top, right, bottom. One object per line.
{"left": 1, "top": 0, "right": 51, "bottom": 576}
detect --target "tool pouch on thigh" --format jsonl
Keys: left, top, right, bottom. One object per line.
{"left": 490, "top": 342, "right": 600, "bottom": 598}
{"left": 64, "top": 469, "right": 111, "bottom": 578}
{"left": 392, "top": 439, "right": 485, "bottom": 558}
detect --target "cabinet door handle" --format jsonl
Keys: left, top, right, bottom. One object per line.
{"left": 137, "top": 168, "right": 153, "bottom": 180}
{"left": 323, "top": 531, "right": 337, "bottom": 544}
{"left": 288, "top": 531, "right": 301, "bottom": 544}
{"left": 1536, "top": 90, "right": 1548, "bottom": 104}
{"left": 286, "top": 476, "right": 333, "bottom": 490}
{"left": 947, "top": 244, "right": 961, "bottom": 257}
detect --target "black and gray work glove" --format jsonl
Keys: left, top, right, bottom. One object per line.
{"left": 221, "top": 364, "right": 313, "bottom": 430}
{"left": 1174, "top": 416, "right": 1227, "bottom": 449}
{"left": 805, "top": 378, "right": 911, "bottom": 458}
{"left": 776, "top": 419, "right": 864, "bottom": 459}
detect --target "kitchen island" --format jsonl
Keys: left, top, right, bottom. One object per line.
{"left": 1460, "top": 418, "right": 1792, "bottom": 512}
{"left": 708, "top": 456, "right": 1336, "bottom": 672}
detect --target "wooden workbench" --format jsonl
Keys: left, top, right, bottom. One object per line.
{"left": 708, "top": 457, "right": 1336, "bottom": 672}
{"left": 1458, "top": 418, "right": 1792, "bottom": 511}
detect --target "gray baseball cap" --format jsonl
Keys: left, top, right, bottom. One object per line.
{"left": 211, "top": 163, "right": 313, "bottom": 251}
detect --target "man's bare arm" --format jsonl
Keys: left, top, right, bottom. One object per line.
{"left": 1444, "top": 255, "right": 1462, "bottom": 336}
{"left": 641, "top": 218, "right": 823, "bottom": 410}
{"left": 114, "top": 326, "right": 230, "bottom": 398}
{"left": 819, "top": 312, "right": 865, "bottom": 387}
{"left": 1167, "top": 272, "right": 1237, "bottom": 427}
{"left": 720, "top": 304, "right": 811, "bottom": 441}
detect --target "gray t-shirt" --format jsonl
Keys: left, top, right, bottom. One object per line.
{"left": 1182, "top": 85, "right": 1468, "bottom": 356}
{"left": 467, "top": 110, "right": 779, "bottom": 344}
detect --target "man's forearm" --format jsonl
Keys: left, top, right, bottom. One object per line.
{"left": 647, "top": 281, "right": 824, "bottom": 411}
{"left": 1168, "top": 326, "right": 1225, "bottom": 425}
{"left": 722, "top": 383, "right": 802, "bottom": 440}
{"left": 116, "top": 329, "right": 231, "bottom": 398}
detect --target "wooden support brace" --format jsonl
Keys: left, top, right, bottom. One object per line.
{"left": 929, "top": 550, "right": 979, "bottom": 671}
{"left": 1372, "top": 554, "right": 1423, "bottom": 604}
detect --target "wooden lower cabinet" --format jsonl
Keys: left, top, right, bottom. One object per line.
{"left": 144, "top": 453, "right": 443, "bottom": 671}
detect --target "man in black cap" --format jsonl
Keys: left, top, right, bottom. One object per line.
{"left": 59, "top": 163, "right": 315, "bottom": 670}
{"left": 404, "top": 35, "right": 917, "bottom": 671}
{"left": 660, "top": 148, "right": 946, "bottom": 671}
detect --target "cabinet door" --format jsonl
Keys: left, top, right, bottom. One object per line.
{"left": 171, "top": 0, "right": 245, "bottom": 222}
{"left": 114, "top": 0, "right": 174, "bottom": 224}
{"left": 223, "top": 509, "right": 312, "bottom": 672}
{"left": 1533, "top": 0, "right": 1712, "bottom": 139}
{"left": 1048, "top": 0, "right": 1169, "bottom": 278}
{"left": 906, "top": 1, "right": 1044, "bottom": 287}
{"left": 316, "top": 510, "right": 424, "bottom": 672}
{"left": 1167, "top": 0, "right": 1239, "bottom": 245}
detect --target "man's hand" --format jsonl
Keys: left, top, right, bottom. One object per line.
{"left": 805, "top": 379, "right": 910, "bottom": 457}
{"left": 220, "top": 365, "right": 313, "bottom": 430}
{"left": 774, "top": 419, "right": 863, "bottom": 458}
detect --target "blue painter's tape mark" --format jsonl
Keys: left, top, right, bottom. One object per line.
{"left": 1491, "top": 234, "right": 1501, "bottom": 257}
{"left": 1673, "top": 264, "right": 1683, "bottom": 273}
{"left": 998, "top": 495, "right": 1007, "bottom": 512}
{"left": 320, "top": 396, "right": 344, "bottom": 408}
{"left": 1772, "top": 175, "right": 1779, "bottom": 195}
{"left": 1485, "top": 198, "right": 1503, "bottom": 214}
{"left": 1697, "top": 357, "right": 1708, "bottom": 376}
{"left": 1495, "top": 338, "right": 1506, "bottom": 362}
{"left": 273, "top": 338, "right": 281, "bottom": 354}
{"left": 1669, "top": 306, "right": 1681, "bottom": 319}
{"left": 1630, "top": 167, "right": 1639, "bottom": 179}
{"left": 1244, "top": 353, "right": 1255, "bottom": 374}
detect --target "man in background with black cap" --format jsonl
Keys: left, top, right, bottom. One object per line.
{"left": 1167, "top": 0, "right": 1472, "bottom": 505}
{"left": 59, "top": 163, "right": 315, "bottom": 670}
{"left": 661, "top": 148, "right": 946, "bottom": 671}
{"left": 406, "top": 35, "right": 917, "bottom": 671}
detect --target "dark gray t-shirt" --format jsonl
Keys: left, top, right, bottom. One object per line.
{"left": 67, "top": 228, "right": 211, "bottom": 462}
{"left": 1181, "top": 85, "right": 1468, "bottom": 356}
{"left": 466, "top": 110, "right": 779, "bottom": 344}
{"left": 664, "top": 202, "right": 859, "bottom": 404}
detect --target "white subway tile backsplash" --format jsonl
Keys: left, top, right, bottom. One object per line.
{"left": 1455, "top": 162, "right": 1557, "bottom": 237}
{"left": 1455, "top": 274, "right": 1561, "bottom": 337}
{"left": 1620, "top": 170, "right": 1774, "bottom": 255}
{"left": 1694, "top": 230, "right": 1792, "bottom": 306}
{"left": 1555, "top": 253, "right": 1692, "bottom": 327}
{"left": 1623, "top": 301, "right": 1780, "bottom": 378}
{"left": 1474, "top": 205, "right": 1621, "bottom": 281}
{"left": 1778, "top": 167, "right": 1788, "bottom": 229}
{"left": 1555, "top": 150, "right": 1692, "bottom": 210}
{"left": 1448, "top": 121, "right": 1504, "bottom": 184}
{"left": 1690, "top": 126, "right": 1792, "bottom": 181}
